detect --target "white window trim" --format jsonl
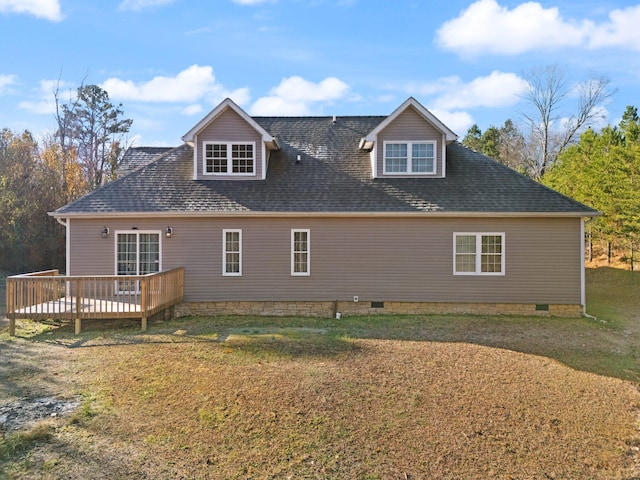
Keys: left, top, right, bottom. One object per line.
{"left": 453, "top": 232, "right": 505, "bottom": 276}
{"left": 203, "top": 141, "right": 256, "bottom": 176}
{"left": 222, "top": 229, "right": 242, "bottom": 276}
{"left": 114, "top": 230, "right": 163, "bottom": 275}
{"left": 383, "top": 140, "right": 437, "bottom": 175}
{"left": 291, "top": 229, "right": 310, "bottom": 276}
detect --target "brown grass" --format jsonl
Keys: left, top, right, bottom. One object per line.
{"left": 0, "top": 268, "right": 639, "bottom": 479}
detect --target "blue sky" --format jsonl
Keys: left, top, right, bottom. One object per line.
{"left": 1, "top": 0, "right": 640, "bottom": 146}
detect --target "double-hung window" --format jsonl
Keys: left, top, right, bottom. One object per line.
{"left": 204, "top": 142, "right": 255, "bottom": 175}
{"left": 291, "top": 229, "right": 310, "bottom": 276}
{"left": 384, "top": 141, "right": 436, "bottom": 174}
{"left": 454, "top": 233, "right": 505, "bottom": 275}
{"left": 223, "top": 229, "right": 242, "bottom": 276}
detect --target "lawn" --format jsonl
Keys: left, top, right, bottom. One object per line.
{"left": 0, "top": 268, "right": 638, "bottom": 479}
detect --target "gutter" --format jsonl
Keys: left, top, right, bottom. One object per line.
{"left": 48, "top": 210, "right": 602, "bottom": 220}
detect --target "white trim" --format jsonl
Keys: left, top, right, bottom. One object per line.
{"left": 193, "top": 138, "right": 198, "bottom": 180}
{"left": 113, "top": 230, "right": 162, "bottom": 276}
{"left": 580, "top": 218, "right": 586, "bottom": 310}
{"left": 182, "top": 97, "right": 276, "bottom": 145}
{"left": 453, "top": 232, "right": 505, "bottom": 276}
{"left": 383, "top": 141, "right": 437, "bottom": 175}
{"left": 66, "top": 218, "right": 71, "bottom": 275}
{"left": 441, "top": 133, "right": 447, "bottom": 177}
{"left": 222, "top": 229, "right": 242, "bottom": 276}
{"left": 364, "top": 97, "right": 457, "bottom": 143}
{"left": 202, "top": 141, "right": 256, "bottom": 176}
{"left": 291, "top": 229, "right": 310, "bottom": 276}
{"left": 51, "top": 211, "right": 601, "bottom": 220}
{"left": 370, "top": 144, "right": 378, "bottom": 178}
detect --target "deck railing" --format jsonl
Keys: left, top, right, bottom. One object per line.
{"left": 6, "top": 268, "right": 184, "bottom": 335}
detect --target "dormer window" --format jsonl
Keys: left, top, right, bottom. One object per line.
{"left": 204, "top": 142, "right": 255, "bottom": 175}
{"left": 383, "top": 141, "right": 436, "bottom": 175}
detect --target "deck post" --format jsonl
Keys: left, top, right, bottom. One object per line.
{"left": 7, "top": 278, "right": 15, "bottom": 336}
{"left": 75, "top": 279, "right": 83, "bottom": 335}
{"left": 140, "top": 276, "right": 148, "bottom": 331}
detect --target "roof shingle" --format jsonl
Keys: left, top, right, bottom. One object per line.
{"left": 54, "top": 116, "right": 598, "bottom": 216}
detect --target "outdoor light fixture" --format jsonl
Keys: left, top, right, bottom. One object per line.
{"left": 101, "top": 227, "right": 110, "bottom": 239}
{"left": 165, "top": 226, "right": 173, "bottom": 238}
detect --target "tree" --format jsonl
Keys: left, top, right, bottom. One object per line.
{"left": 0, "top": 129, "right": 66, "bottom": 272}
{"left": 462, "top": 124, "right": 483, "bottom": 152}
{"left": 619, "top": 105, "right": 640, "bottom": 144}
{"left": 520, "top": 65, "right": 613, "bottom": 179}
{"left": 56, "top": 84, "right": 132, "bottom": 190}
{"left": 461, "top": 120, "right": 527, "bottom": 172}
{"left": 543, "top": 121, "right": 640, "bottom": 267}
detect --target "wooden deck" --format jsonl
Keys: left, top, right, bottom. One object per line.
{"left": 6, "top": 268, "right": 184, "bottom": 335}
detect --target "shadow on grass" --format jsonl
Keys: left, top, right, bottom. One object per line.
{"left": 5, "top": 268, "right": 639, "bottom": 381}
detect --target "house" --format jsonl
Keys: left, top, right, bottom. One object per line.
{"left": 50, "top": 97, "right": 599, "bottom": 318}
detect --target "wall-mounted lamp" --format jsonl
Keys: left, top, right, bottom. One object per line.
{"left": 165, "top": 226, "right": 173, "bottom": 238}
{"left": 101, "top": 227, "right": 110, "bottom": 239}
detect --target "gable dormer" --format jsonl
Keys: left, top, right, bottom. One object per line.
{"left": 182, "top": 98, "right": 279, "bottom": 181}
{"left": 361, "top": 97, "right": 457, "bottom": 179}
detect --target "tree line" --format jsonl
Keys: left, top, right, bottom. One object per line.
{"left": 461, "top": 66, "right": 638, "bottom": 268}
{"left": 0, "top": 84, "right": 131, "bottom": 273}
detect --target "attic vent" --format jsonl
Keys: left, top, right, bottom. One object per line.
{"left": 332, "top": 115, "right": 337, "bottom": 124}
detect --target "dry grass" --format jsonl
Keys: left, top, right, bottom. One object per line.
{"left": 0, "top": 268, "right": 639, "bottom": 479}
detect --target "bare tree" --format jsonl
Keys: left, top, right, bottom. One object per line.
{"left": 520, "top": 65, "right": 613, "bottom": 179}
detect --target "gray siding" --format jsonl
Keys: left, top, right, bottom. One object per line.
{"left": 377, "top": 106, "right": 444, "bottom": 178}
{"left": 195, "top": 107, "right": 264, "bottom": 180}
{"left": 69, "top": 216, "right": 583, "bottom": 305}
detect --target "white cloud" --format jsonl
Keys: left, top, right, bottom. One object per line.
{"left": 0, "top": 74, "right": 16, "bottom": 95}
{"left": 436, "top": 0, "right": 590, "bottom": 56}
{"left": 118, "top": 0, "right": 175, "bottom": 11}
{"left": 589, "top": 5, "right": 640, "bottom": 50}
{"left": 405, "top": 71, "right": 527, "bottom": 110}
{"left": 101, "top": 65, "right": 250, "bottom": 107}
{"left": 181, "top": 104, "right": 203, "bottom": 116}
{"left": 429, "top": 110, "right": 474, "bottom": 137}
{"left": 0, "top": 0, "right": 63, "bottom": 21}
{"left": 435, "top": 71, "right": 528, "bottom": 110}
{"left": 250, "top": 76, "right": 350, "bottom": 115}
{"left": 400, "top": 71, "right": 528, "bottom": 136}
{"left": 18, "top": 79, "right": 63, "bottom": 115}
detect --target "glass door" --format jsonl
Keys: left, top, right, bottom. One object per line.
{"left": 116, "top": 232, "right": 160, "bottom": 292}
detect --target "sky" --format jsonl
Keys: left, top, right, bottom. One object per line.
{"left": 1, "top": 0, "right": 640, "bottom": 147}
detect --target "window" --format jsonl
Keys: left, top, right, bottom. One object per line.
{"left": 454, "top": 233, "right": 505, "bottom": 275}
{"left": 223, "top": 229, "right": 242, "bottom": 276}
{"left": 384, "top": 141, "right": 436, "bottom": 174}
{"left": 291, "top": 229, "right": 310, "bottom": 276}
{"left": 204, "top": 142, "right": 255, "bottom": 175}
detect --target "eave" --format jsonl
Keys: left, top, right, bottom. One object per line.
{"left": 49, "top": 210, "right": 602, "bottom": 220}
{"left": 181, "top": 97, "right": 279, "bottom": 150}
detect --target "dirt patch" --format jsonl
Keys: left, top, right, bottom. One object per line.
{"left": 0, "top": 397, "right": 80, "bottom": 432}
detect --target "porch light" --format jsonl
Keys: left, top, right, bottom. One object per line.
{"left": 101, "top": 227, "right": 110, "bottom": 239}
{"left": 165, "top": 226, "right": 173, "bottom": 238}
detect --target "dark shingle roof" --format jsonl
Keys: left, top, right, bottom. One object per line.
{"left": 117, "top": 146, "right": 173, "bottom": 176}
{"left": 54, "top": 116, "right": 598, "bottom": 216}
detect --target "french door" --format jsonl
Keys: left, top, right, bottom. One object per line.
{"left": 116, "top": 232, "right": 161, "bottom": 292}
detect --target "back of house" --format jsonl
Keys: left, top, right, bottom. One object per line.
{"left": 51, "top": 97, "right": 599, "bottom": 318}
